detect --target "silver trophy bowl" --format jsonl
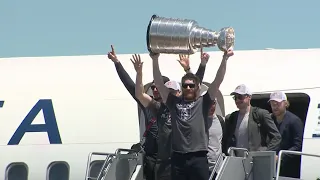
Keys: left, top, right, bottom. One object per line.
{"left": 146, "top": 15, "right": 235, "bottom": 54}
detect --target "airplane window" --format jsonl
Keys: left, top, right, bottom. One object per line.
{"left": 88, "top": 160, "right": 105, "bottom": 180}
{"left": 47, "top": 161, "right": 69, "bottom": 180}
{"left": 5, "top": 162, "right": 28, "bottom": 180}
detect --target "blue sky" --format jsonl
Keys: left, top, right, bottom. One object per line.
{"left": 1, "top": 0, "right": 319, "bottom": 58}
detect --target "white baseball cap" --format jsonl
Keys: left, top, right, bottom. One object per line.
{"left": 230, "top": 84, "right": 252, "bottom": 96}
{"left": 268, "top": 91, "right": 287, "bottom": 102}
{"left": 165, "top": 81, "right": 181, "bottom": 91}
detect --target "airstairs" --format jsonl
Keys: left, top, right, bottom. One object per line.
{"left": 85, "top": 148, "right": 143, "bottom": 180}
{"left": 85, "top": 147, "right": 320, "bottom": 180}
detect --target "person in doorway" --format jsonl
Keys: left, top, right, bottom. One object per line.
{"left": 222, "top": 84, "right": 282, "bottom": 156}
{"left": 269, "top": 91, "right": 303, "bottom": 178}
{"left": 207, "top": 98, "right": 225, "bottom": 180}
{"left": 152, "top": 48, "right": 233, "bottom": 180}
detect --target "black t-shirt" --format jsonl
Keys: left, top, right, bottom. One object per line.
{"left": 140, "top": 107, "right": 158, "bottom": 156}
{"left": 148, "top": 99, "right": 172, "bottom": 160}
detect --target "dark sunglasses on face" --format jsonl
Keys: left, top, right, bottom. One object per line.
{"left": 182, "top": 83, "right": 196, "bottom": 89}
{"left": 151, "top": 85, "right": 156, "bottom": 91}
{"left": 233, "top": 94, "right": 247, "bottom": 100}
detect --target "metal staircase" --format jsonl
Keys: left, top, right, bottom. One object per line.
{"left": 85, "top": 148, "right": 143, "bottom": 180}
{"left": 212, "top": 148, "right": 320, "bottom": 180}
{"left": 85, "top": 147, "right": 320, "bottom": 180}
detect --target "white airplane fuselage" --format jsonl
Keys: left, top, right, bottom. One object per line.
{"left": 1, "top": 48, "right": 320, "bottom": 179}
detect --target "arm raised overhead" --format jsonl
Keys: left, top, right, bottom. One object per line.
{"left": 177, "top": 51, "right": 208, "bottom": 84}
{"left": 206, "top": 49, "right": 234, "bottom": 101}
{"left": 130, "top": 54, "right": 153, "bottom": 108}
{"left": 107, "top": 45, "right": 139, "bottom": 103}
{"left": 151, "top": 53, "right": 170, "bottom": 103}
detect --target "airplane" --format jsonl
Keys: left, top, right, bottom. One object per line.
{"left": 0, "top": 48, "right": 320, "bottom": 180}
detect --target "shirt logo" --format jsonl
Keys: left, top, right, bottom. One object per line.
{"left": 176, "top": 102, "right": 195, "bottom": 121}
{"left": 161, "top": 111, "right": 171, "bottom": 124}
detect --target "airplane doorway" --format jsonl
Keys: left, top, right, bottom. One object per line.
{"left": 250, "top": 92, "right": 310, "bottom": 178}
{"left": 250, "top": 92, "right": 310, "bottom": 127}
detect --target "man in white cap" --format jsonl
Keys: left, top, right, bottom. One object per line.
{"left": 222, "top": 84, "right": 281, "bottom": 156}
{"left": 269, "top": 91, "right": 303, "bottom": 178}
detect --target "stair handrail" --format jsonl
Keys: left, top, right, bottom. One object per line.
{"left": 275, "top": 150, "right": 320, "bottom": 180}
{"left": 85, "top": 152, "right": 115, "bottom": 180}
{"left": 209, "top": 153, "right": 225, "bottom": 180}
{"left": 227, "top": 147, "right": 249, "bottom": 157}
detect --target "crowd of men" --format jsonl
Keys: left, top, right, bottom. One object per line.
{"left": 107, "top": 45, "right": 304, "bottom": 180}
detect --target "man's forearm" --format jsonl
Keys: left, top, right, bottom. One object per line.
{"left": 195, "top": 64, "right": 206, "bottom": 84}
{"left": 114, "top": 62, "right": 136, "bottom": 98}
{"left": 184, "top": 67, "right": 193, "bottom": 74}
{"left": 153, "top": 60, "right": 163, "bottom": 86}
{"left": 135, "top": 72, "right": 144, "bottom": 97}
{"left": 135, "top": 71, "right": 152, "bottom": 107}
{"left": 213, "top": 57, "right": 227, "bottom": 86}
{"left": 152, "top": 59, "right": 169, "bottom": 102}
{"left": 207, "top": 57, "right": 227, "bottom": 99}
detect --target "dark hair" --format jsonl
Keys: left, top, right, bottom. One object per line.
{"left": 181, "top": 73, "right": 200, "bottom": 86}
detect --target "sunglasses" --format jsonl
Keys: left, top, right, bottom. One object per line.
{"left": 182, "top": 83, "right": 196, "bottom": 89}
{"left": 233, "top": 94, "right": 247, "bottom": 101}
{"left": 151, "top": 85, "right": 156, "bottom": 91}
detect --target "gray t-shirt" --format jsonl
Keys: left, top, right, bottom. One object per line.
{"left": 207, "top": 114, "right": 223, "bottom": 170}
{"left": 147, "top": 99, "right": 172, "bottom": 160}
{"left": 165, "top": 93, "right": 212, "bottom": 153}
{"left": 235, "top": 112, "right": 249, "bottom": 150}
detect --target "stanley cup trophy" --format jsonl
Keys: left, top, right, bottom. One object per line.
{"left": 146, "top": 15, "right": 235, "bottom": 54}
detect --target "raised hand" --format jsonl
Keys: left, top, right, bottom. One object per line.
{"left": 223, "top": 48, "right": 234, "bottom": 59}
{"left": 107, "top": 45, "right": 118, "bottom": 62}
{"left": 177, "top": 54, "right": 190, "bottom": 71}
{"left": 130, "top": 54, "right": 143, "bottom": 73}
{"left": 200, "top": 47, "right": 210, "bottom": 65}
{"left": 149, "top": 52, "right": 160, "bottom": 60}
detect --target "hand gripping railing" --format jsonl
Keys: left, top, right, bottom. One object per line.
{"left": 275, "top": 150, "right": 320, "bottom": 180}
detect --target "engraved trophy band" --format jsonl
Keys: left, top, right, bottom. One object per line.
{"left": 146, "top": 15, "right": 235, "bottom": 54}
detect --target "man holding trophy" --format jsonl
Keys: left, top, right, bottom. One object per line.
{"left": 147, "top": 15, "right": 235, "bottom": 180}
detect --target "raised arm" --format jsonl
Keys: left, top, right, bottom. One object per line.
{"left": 130, "top": 54, "right": 153, "bottom": 107}
{"left": 107, "top": 45, "right": 142, "bottom": 106}
{"left": 207, "top": 49, "right": 234, "bottom": 100}
{"left": 195, "top": 48, "right": 209, "bottom": 84}
{"left": 151, "top": 53, "right": 170, "bottom": 103}
{"left": 177, "top": 50, "right": 208, "bottom": 84}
